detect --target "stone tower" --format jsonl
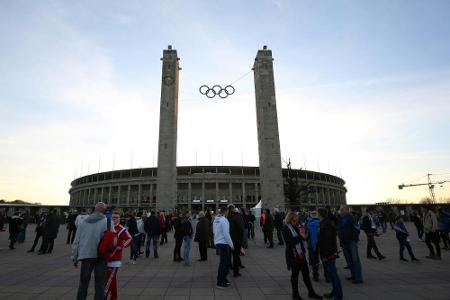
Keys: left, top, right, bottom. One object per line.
{"left": 253, "top": 46, "right": 285, "bottom": 211}
{"left": 156, "top": 46, "right": 179, "bottom": 211}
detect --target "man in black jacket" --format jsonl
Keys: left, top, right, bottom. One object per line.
{"left": 195, "top": 211, "right": 210, "bottom": 261}
{"left": 28, "top": 211, "right": 47, "bottom": 252}
{"left": 337, "top": 206, "right": 363, "bottom": 284}
{"left": 361, "top": 208, "right": 385, "bottom": 260}
{"left": 144, "top": 211, "right": 160, "bottom": 258}
{"left": 318, "top": 208, "right": 343, "bottom": 300}
{"left": 66, "top": 210, "right": 78, "bottom": 244}
{"left": 264, "top": 209, "right": 275, "bottom": 248}
{"left": 274, "top": 208, "right": 285, "bottom": 245}
{"left": 228, "top": 205, "right": 245, "bottom": 277}
{"left": 39, "top": 209, "right": 59, "bottom": 254}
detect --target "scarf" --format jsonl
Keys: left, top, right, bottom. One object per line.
{"left": 288, "top": 224, "right": 306, "bottom": 257}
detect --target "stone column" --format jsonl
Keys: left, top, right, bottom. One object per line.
{"left": 156, "top": 45, "right": 180, "bottom": 211}
{"left": 253, "top": 46, "right": 285, "bottom": 211}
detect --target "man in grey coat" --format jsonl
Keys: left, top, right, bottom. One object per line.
{"left": 72, "top": 202, "right": 108, "bottom": 300}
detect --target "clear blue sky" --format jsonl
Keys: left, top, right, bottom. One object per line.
{"left": 1, "top": 0, "right": 450, "bottom": 204}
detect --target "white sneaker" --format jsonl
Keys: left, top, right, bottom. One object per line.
{"left": 131, "top": 260, "right": 136, "bottom": 265}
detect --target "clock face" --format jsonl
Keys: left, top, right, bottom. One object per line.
{"left": 163, "top": 76, "right": 174, "bottom": 86}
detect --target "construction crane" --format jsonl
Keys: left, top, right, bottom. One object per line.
{"left": 398, "top": 173, "right": 450, "bottom": 202}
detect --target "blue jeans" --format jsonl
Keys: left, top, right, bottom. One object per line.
{"left": 216, "top": 244, "right": 229, "bottom": 285}
{"left": 342, "top": 241, "right": 362, "bottom": 281}
{"left": 323, "top": 260, "right": 343, "bottom": 300}
{"left": 183, "top": 236, "right": 192, "bottom": 265}
{"left": 130, "top": 235, "right": 140, "bottom": 261}
{"left": 145, "top": 234, "right": 158, "bottom": 257}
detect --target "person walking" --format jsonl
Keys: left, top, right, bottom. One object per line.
{"left": 422, "top": 206, "right": 441, "bottom": 260}
{"left": 393, "top": 216, "right": 419, "bottom": 262}
{"left": 264, "top": 209, "right": 275, "bottom": 248}
{"left": 195, "top": 211, "right": 210, "bottom": 261}
{"left": 337, "top": 206, "right": 363, "bottom": 284}
{"left": 214, "top": 206, "right": 234, "bottom": 288}
{"left": 318, "top": 208, "right": 343, "bottom": 300}
{"left": 306, "top": 211, "right": 321, "bottom": 282}
{"left": 28, "top": 211, "right": 47, "bottom": 253}
{"left": 8, "top": 212, "right": 23, "bottom": 250}
{"left": 39, "top": 209, "right": 60, "bottom": 254}
{"left": 228, "top": 205, "right": 245, "bottom": 277}
{"left": 274, "top": 208, "right": 285, "bottom": 246}
{"left": 362, "top": 208, "right": 386, "bottom": 260}
{"left": 98, "top": 210, "right": 132, "bottom": 300}
{"left": 72, "top": 202, "right": 108, "bottom": 300}
{"left": 144, "top": 211, "right": 160, "bottom": 259}
{"left": 282, "top": 212, "right": 322, "bottom": 300}
{"left": 67, "top": 210, "right": 78, "bottom": 244}
{"left": 181, "top": 212, "right": 194, "bottom": 266}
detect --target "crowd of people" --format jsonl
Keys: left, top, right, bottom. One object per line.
{"left": 1, "top": 203, "right": 449, "bottom": 300}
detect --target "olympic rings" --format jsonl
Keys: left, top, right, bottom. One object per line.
{"left": 199, "top": 84, "right": 235, "bottom": 99}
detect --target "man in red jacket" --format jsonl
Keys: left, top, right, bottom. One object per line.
{"left": 99, "top": 210, "right": 132, "bottom": 300}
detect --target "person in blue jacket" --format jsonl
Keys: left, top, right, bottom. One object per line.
{"left": 306, "top": 211, "right": 321, "bottom": 281}
{"left": 394, "top": 216, "right": 419, "bottom": 262}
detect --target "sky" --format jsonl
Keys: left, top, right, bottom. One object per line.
{"left": 1, "top": 0, "right": 450, "bottom": 205}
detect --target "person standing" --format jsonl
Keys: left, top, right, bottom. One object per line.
{"left": 337, "top": 206, "right": 363, "bottom": 284}
{"left": 181, "top": 212, "right": 193, "bottom": 266}
{"left": 317, "top": 208, "right": 343, "bottom": 300}
{"left": 195, "top": 211, "right": 210, "bottom": 261}
{"left": 247, "top": 210, "right": 256, "bottom": 239}
{"left": 173, "top": 213, "right": 183, "bottom": 262}
{"left": 306, "top": 211, "right": 321, "bottom": 282}
{"left": 437, "top": 208, "right": 450, "bottom": 250}
{"left": 67, "top": 210, "right": 78, "bottom": 244}
{"left": 99, "top": 210, "right": 132, "bottom": 300}
{"left": 362, "top": 208, "right": 386, "bottom": 260}
{"left": 214, "top": 206, "right": 234, "bottom": 288}
{"left": 282, "top": 212, "right": 322, "bottom": 300}
{"left": 28, "top": 211, "right": 47, "bottom": 252}
{"left": 410, "top": 211, "right": 424, "bottom": 240}
{"left": 144, "top": 211, "right": 160, "bottom": 259}
{"left": 159, "top": 211, "right": 168, "bottom": 245}
{"left": 39, "top": 209, "right": 60, "bottom": 254}
{"left": 8, "top": 212, "right": 23, "bottom": 250}
{"left": 228, "top": 206, "right": 245, "bottom": 277}
{"left": 264, "top": 209, "right": 275, "bottom": 248}
{"left": 393, "top": 216, "right": 419, "bottom": 262}
{"left": 126, "top": 213, "right": 140, "bottom": 264}
{"left": 260, "top": 210, "right": 267, "bottom": 244}
{"left": 422, "top": 206, "right": 441, "bottom": 260}
{"left": 72, "top": 202, "right": 108, "bottom": 300}
{"left": 274, "top": 208, "right": 285, "bottom": 246}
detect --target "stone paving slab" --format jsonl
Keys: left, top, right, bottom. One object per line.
{"left": 1, "top": 223, "right": 449, "bottom": 299}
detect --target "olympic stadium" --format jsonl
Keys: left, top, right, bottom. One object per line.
{"left": 68, "top": 46, "right": 348, "bottom": 211}
{"left": 68, "top": 166, "right": 347, "bottom": 211}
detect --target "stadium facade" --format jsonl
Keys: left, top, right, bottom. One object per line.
{"left": 68, "top": 166, "right": 346, "bottom": 211}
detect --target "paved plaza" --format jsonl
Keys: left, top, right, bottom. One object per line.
{"left": 0, "top": 223, "right": 449, "bottom": 300}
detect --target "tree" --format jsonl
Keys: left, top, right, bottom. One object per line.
{"left": 284, "top": 159, "right": 316, "bottom": 209}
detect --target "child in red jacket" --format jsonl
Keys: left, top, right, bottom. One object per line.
{"left": 99, "top": 210, "right": 132, "bottom": 300}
